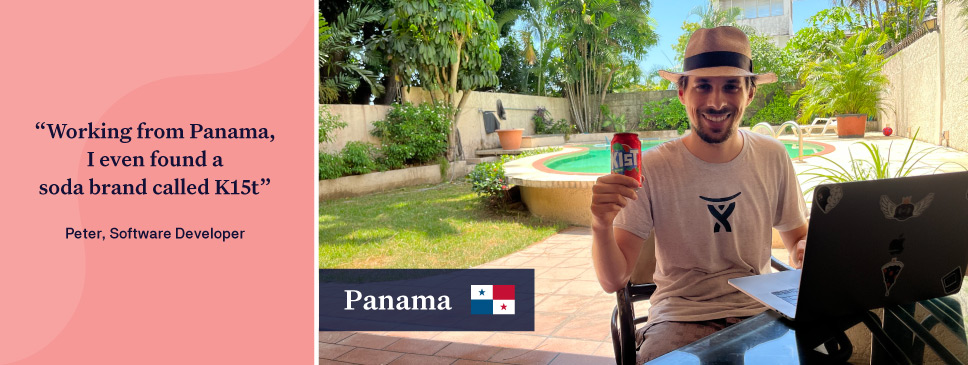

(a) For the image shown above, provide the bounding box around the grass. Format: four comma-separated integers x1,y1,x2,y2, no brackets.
319,181,570,268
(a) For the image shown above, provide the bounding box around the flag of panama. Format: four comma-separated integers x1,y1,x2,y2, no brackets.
470,285,515,315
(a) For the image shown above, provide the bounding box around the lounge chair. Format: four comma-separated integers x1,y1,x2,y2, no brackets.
799,117,838,136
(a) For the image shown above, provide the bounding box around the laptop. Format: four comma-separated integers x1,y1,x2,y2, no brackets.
729,171,968,321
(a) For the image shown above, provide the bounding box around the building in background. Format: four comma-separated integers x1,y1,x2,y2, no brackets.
714,0,793,47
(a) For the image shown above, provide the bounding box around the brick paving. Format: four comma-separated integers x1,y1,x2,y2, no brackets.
319,227,795,364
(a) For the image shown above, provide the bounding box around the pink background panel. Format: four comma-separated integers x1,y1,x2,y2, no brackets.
0,1,314,363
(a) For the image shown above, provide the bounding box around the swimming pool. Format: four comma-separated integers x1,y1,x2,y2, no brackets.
542,139,829,174
503,137,835,226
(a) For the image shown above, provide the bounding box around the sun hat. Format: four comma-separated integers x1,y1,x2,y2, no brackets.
658,26,777,85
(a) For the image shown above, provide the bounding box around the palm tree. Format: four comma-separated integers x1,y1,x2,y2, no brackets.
791,30,889,123
552,0,657,133
319,6,385,104
519,0,558,96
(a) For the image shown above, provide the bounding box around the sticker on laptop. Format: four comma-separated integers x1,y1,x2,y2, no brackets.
882,258,905,296
814,185,842,214
942,267,963,295
879,193,934,221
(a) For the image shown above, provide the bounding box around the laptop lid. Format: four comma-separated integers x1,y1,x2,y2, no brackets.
795,171,968,320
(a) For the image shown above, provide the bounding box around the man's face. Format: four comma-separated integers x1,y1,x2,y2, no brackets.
679,76,755,144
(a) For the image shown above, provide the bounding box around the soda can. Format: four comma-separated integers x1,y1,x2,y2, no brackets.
611,133,642,186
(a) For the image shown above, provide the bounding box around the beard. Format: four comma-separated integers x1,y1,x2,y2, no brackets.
692,107,738,144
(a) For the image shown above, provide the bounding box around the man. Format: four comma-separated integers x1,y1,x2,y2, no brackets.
590,26,808,363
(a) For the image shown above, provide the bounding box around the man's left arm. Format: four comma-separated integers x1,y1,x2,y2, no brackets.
779,224,808,269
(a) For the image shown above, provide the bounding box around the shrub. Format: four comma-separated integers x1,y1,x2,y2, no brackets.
532,107,574,135
341,141,379,176
600,105,632,132
641,98,688,134
319,105,347,144
467,147,562,209
372,102,452,165
319,152,347,180
749,91,797,125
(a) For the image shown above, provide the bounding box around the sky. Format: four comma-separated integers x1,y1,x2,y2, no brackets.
640,0,834,73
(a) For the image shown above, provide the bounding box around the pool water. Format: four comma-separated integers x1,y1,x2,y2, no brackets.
544,139,826,173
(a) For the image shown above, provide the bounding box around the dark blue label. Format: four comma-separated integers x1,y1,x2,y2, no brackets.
319,269,535,331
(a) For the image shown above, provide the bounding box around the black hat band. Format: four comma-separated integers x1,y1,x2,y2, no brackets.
683,51,753,72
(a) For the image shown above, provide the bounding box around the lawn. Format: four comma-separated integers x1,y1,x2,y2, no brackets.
319,181,571,268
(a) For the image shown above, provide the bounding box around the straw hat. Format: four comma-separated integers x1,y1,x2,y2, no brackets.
658,26,777,85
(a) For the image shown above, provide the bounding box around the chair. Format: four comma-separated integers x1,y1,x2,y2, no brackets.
610,231,795,365
799,118,838,136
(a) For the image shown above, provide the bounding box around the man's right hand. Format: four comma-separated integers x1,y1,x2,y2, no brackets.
590,174,640,228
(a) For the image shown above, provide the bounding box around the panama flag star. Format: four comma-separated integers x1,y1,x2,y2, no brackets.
470,285,515,315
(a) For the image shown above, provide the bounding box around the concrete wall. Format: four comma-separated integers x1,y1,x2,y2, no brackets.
601,90,678,130
881,0,968,152
320,104,390,153
942,3,968,152
881,32,941,143
401,88,573,156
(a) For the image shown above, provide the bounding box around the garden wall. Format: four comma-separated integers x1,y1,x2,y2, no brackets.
320,104,391,153
881,2,968,152
402,88,572,157
602,90,677,129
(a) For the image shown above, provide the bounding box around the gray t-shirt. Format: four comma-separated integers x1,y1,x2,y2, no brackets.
614,130,806,324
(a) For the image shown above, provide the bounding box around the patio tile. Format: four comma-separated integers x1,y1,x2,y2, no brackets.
338,333,400,349
320,331,355,344
452,360,503,365
481,333,547,349
534,278,569,294
488,348,558,365
548,353,614,365
531,312,570,336
319,343,356,359
552,315,611,342
576,268,600,281
435,342,503,361
384,338,451,355
534,295,594,314
319,359,355,365
593,343,617,358
555,280,604,296
335,348,405,365
537,268,585,280
556,257,593,269
536,337,602,355
390,331,443,340
388,354,457,365
431,331,495,344
522,256,569,268
577,296,618,316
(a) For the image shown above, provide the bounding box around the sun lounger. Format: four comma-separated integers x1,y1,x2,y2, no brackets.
799,117,837,136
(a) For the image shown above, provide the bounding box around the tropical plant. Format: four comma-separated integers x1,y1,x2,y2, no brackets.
467,147,562,209
319,105,348,144
496,34,533,93
320,152,348,180
371,102,453,167
319,7,386,103
672,2,751,65
600,105,632,132
798,129,962,194
386,0,501,161
551,0,658,133
340,141,381,175
748,91,797,126
519,0,559,96
791,30,890,123
640,98,688,133
785,6,866,64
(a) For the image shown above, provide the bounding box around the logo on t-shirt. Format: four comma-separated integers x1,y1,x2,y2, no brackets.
700,192,742,233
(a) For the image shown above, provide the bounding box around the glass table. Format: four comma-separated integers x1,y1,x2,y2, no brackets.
648,287,968,364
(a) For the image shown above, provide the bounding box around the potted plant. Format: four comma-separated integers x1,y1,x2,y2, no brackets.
792,30,889,138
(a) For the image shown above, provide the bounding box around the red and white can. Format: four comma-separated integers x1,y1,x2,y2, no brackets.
610,133,641,187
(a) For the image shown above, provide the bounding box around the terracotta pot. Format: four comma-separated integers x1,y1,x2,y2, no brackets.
836,114,866,138
496,129,524,150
